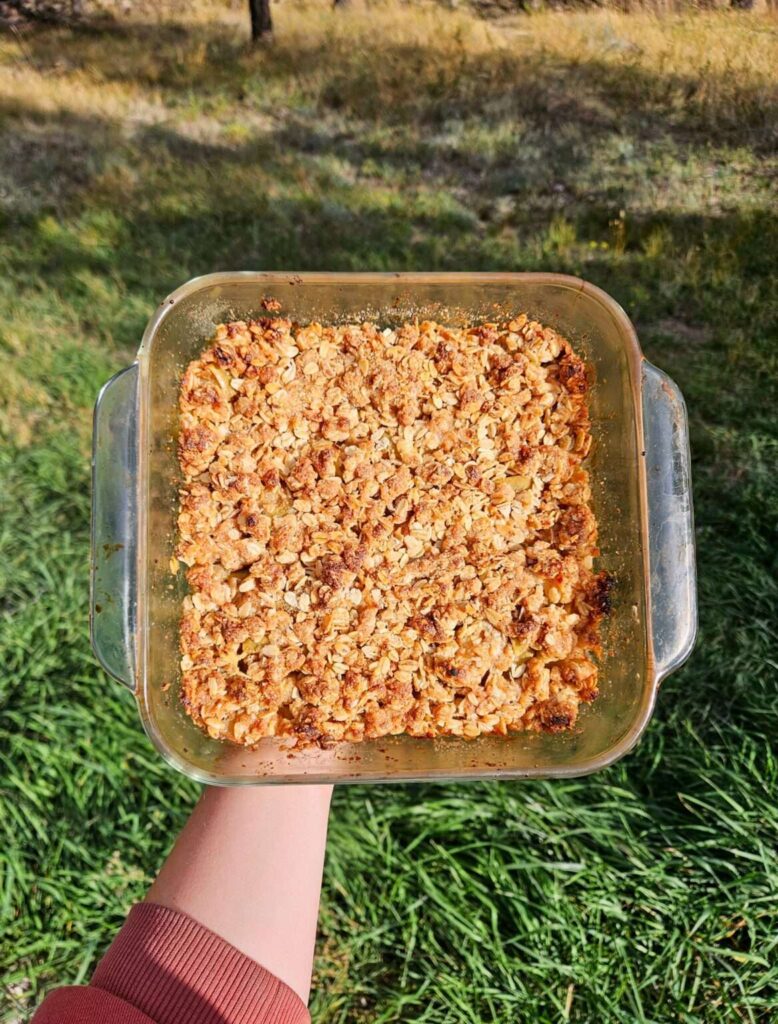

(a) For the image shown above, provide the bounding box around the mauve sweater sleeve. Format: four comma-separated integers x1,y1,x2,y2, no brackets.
31,903,311,1024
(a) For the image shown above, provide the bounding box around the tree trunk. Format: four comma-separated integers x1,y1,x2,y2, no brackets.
248,0,272,41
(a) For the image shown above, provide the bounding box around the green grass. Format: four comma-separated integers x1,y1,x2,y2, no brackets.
1,3,777,1021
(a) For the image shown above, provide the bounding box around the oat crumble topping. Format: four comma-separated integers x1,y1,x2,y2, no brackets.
176,315,611,747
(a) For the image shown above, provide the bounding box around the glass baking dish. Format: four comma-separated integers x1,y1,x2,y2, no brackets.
91,272,696,785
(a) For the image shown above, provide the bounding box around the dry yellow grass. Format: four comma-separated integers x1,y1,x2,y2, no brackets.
0,2,775,132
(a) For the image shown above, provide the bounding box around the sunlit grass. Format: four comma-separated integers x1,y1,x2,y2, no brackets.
2,4,775,127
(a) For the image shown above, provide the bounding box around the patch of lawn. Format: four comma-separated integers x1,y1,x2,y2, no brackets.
1,4,776,1021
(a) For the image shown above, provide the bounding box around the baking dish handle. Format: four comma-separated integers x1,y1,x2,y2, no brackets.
642,361,698,682
90,364,139,691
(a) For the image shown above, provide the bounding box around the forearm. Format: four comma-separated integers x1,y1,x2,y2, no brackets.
32,784,332,1023
145,784,333,1003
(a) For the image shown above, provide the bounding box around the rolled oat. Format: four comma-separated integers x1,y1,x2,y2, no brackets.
176,315,610,747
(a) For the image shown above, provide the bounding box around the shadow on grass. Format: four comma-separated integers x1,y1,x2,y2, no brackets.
4,15,777,150
1,97,775,377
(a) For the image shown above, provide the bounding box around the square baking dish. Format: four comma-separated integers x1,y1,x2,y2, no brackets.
91,272,696,785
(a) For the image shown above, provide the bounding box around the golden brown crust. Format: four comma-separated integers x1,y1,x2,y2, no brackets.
176,315,609,747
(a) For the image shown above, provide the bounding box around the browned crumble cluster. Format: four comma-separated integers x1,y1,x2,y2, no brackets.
176,314,610,748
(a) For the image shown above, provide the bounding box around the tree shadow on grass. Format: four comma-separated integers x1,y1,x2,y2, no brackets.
5,16,777,151
1,97,775,315
1,87,774,243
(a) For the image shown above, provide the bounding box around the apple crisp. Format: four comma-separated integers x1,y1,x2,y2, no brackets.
176,314,611,747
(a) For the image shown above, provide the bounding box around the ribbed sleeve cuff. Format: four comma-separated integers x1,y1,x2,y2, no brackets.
91,903,310,1024
33,985,156,1024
